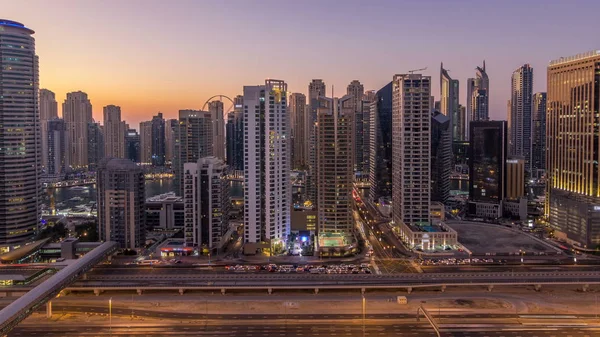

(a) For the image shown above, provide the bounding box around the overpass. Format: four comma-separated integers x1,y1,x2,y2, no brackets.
0,241,118,335
67,270,600,295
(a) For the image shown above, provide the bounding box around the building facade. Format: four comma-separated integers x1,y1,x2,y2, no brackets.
97,158,146,249
139,120,152,165
149,112,166,166
546,51,600,248
289,93,308,169
145,193,184,230
466,61,489,139
226,95,244,171
103,105,126,159
431,111,452,203
243,80,291,245
509,64,534,173
368,82,393,204
125,128,140,163
87,121,104,170
306,79,326,204
506,157,525,200
164,119,177,164
63,91,92,169
440,63,461,141
47,118,69,178
531,92,547,178
316,96,354,237
40,89,58,172
347,80,364,175
209,101,225,161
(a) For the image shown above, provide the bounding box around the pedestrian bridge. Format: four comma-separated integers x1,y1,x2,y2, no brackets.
0,241,117,335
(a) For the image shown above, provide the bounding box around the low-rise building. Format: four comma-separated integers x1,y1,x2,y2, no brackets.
145,193,184,230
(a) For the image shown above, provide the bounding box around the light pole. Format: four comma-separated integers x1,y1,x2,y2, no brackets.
362,295,366,337
208,253,211,265
109,297,112,334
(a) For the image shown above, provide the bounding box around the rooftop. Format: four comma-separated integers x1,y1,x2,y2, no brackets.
0,19,35,34
549,50,600,66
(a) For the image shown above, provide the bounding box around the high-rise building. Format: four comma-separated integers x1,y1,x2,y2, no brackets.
358,93,375,179
392,74,431,228
346,80,364,175
103,105,126,159
164,119,177,164
183,156,230,252
440,63,461,141
97,158,146,249
151,112,166,166
306,79,326,204
466,61,489,139
125,128,140,163
289,93,308,169
509,64,534,173
316,95,354,236
468,120,508,218
506,157,525,200
47,118,69,178
63,91,92,169
226,95,244,171
368,82,393,204
87,121,104,170
531,92,547,178
243,80,290,245
458,104,466,141
174,110,213,196
546,51,600,248
209,101,225,161
139,120,152,165
431,111,452,203
40,89,58,172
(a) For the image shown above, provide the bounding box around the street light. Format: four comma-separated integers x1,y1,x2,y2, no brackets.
362,295,366,337
109,297,112,333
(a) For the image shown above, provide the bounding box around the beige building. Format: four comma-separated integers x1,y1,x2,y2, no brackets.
316,95,354,236
506,157,525,200
63,91,93,169
209,101,225,161
139,120,152,164
103,105,126,158
40,89,58,171
289,93,308,169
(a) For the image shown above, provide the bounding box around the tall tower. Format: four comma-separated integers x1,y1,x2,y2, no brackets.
209,101,225,161
125,128,140,163
243,80,290,245
47,118,69,178
0,19,40,248
164,119,177,164
87,121,104,170
509,64,534,173
289,93,307,169
431,111,452,203
466,61,490,139
531,92,547,178
139,120,152,165
226,95,244,171
368,82,393,204
174,110,213,195
316,95,354,237
546,51,600,248
151,112,165,166
63,91,92,169
40,89,58,171
97,158,146,249
306,79,326,204
347,80,364,175
359,92,376,179
392,74,431,229
440,63,461,141
103,105,126,158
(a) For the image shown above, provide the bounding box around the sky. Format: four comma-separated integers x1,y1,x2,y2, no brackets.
4,0,600,128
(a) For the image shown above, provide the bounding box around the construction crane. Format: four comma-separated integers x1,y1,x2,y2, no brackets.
408,67,427,74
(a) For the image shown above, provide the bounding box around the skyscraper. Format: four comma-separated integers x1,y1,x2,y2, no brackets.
468,120,508,218
0,19,40,249
440,63,461,141
97,158,146,249
392,74,431,228
40,89,58,172
164,119,177,164
87,121,104,170
306,79,326,203
209,101,225,161
289,93,308,169
358,93,375,179
151,112,166,166
243,80,290,245
183,156,230,252
316,95,354,236
431,111,452,203
369,82,393,204
174,110,213,196
226,95,244,171
509,64,534,173
139,120,152,165
103,105,126,159
347,80,364,175
63,91,92,169
531,92,547,178
47,118,69,178
466,61,489,139
125,128,140,163
546,51,600,248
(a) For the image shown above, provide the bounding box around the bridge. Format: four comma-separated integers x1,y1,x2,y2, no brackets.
0,241,118,335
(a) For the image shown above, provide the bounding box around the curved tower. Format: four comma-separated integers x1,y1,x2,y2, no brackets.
0,19,40,249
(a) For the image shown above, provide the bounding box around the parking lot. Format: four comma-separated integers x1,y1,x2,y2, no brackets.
447,222,558,255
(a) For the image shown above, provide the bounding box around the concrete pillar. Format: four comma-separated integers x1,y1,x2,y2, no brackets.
534,284,541,292
179,288,185,295
441,285,446,292
93,289,102,296
221,288,226,295
314,288,319,294
361,288,366,295
407,287,412,294
46,301,52,319
487,285,494,292
268,288,273,295
137,289,143,295
582,284,589,292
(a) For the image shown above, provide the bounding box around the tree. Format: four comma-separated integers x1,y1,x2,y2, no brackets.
36,222,68,242
75,222,99,242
